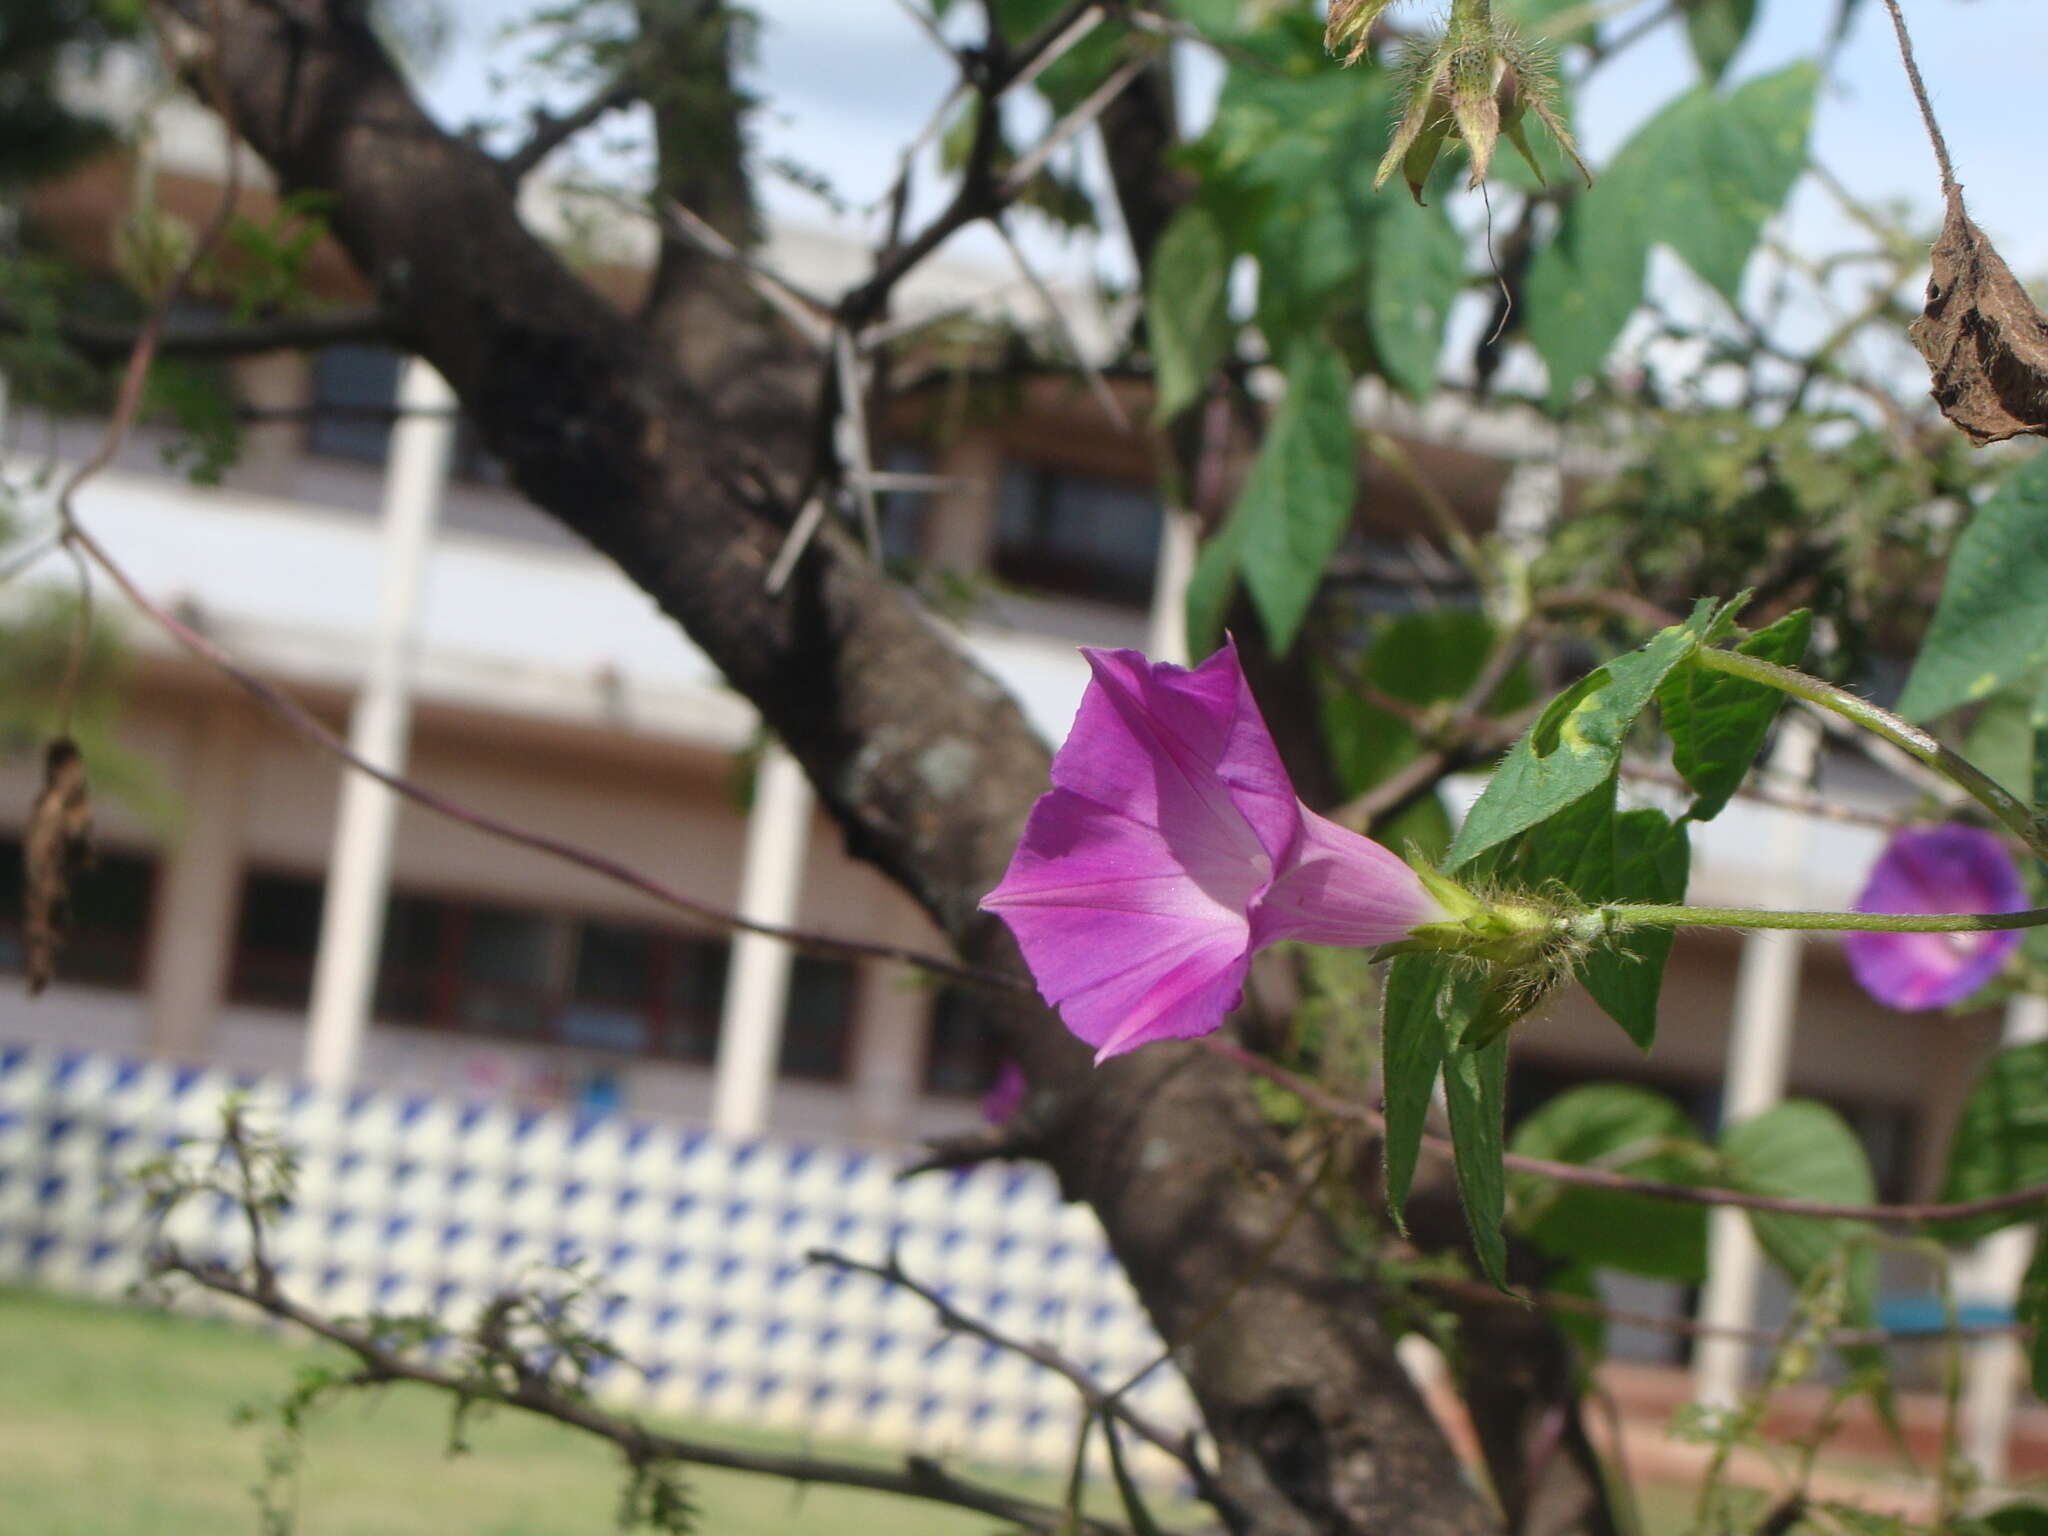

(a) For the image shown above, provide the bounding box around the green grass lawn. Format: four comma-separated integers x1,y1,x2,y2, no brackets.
0,1285,1106,1535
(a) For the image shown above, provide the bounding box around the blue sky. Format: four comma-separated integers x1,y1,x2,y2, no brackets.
422,1,2048,313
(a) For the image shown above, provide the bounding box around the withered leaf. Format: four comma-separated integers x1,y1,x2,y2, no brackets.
24,738,93,997
1911,190,2048,447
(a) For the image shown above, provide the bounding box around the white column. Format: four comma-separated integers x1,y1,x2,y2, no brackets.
1147,510,1199,665
710,746,814,1137
1961,992,2048,1481
146,705,255,1061
303,360,456,1087
1693,714,1824,1406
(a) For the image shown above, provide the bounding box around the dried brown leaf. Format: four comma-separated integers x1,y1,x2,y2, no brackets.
1910,190,2048,447
25,738,93,997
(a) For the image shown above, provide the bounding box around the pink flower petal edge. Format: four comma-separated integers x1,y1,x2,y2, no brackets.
981,641,1447,1062
1844,823,2025,1012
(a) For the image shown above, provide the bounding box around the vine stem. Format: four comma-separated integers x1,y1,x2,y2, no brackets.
1692,647,2047,861
1599,904,2048,937
1879,0,1959,196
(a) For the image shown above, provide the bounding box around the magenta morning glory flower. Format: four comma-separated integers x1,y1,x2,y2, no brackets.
981,642,1448,1062
982,1061,1027,1125
1844,824,2026,1011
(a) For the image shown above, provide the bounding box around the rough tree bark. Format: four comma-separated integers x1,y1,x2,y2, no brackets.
158,4,1548,1530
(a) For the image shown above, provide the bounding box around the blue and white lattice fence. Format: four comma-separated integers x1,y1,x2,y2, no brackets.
0,1043,1199,1473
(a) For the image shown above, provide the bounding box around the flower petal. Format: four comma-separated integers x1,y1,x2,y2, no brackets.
1845,928,2019,1011
1060,643,1302,874
1253,807,1449,948
982,1062,1027,1125
984,788,1254,1059
1845,824,2025,1011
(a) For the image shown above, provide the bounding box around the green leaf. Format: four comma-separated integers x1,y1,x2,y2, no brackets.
1577,808,1689,1047
1444,1031,1512,1289
1365,203,1465,400
1684,0,1758,82
1720,1101,1877,1314
1510,1084,1710,1281
1964,681,2041,805
1446,599,1724,868
2020,1227,2048,1401
1897,453,2048,722
1658,608,1812,821
1523,198,1647,411
1524,63,1818,406
2032,676,2048,814
1184,510,1249,657
1147,205,1233,423
1500,0,1597,45
1380,953,1457,1227
1321,608,1505,798
1230,337,1358,652
1980,1504,2048,1536
1508,778,1690,1047
1935,1040,2048,1242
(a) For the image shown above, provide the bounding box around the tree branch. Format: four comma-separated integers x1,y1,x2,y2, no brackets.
154,1252,1124,1536
500,73,642,185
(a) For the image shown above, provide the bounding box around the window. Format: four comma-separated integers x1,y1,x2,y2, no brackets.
993,465,1164,607
307,344,403,462
0,839,155,990
778,957,856,1081
307,344,502,481
230,872,325,1009
876,445,932,565
922,986,1004,1097
226,873,789,1069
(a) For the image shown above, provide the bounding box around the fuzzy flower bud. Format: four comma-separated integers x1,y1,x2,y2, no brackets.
1369,10,1592,204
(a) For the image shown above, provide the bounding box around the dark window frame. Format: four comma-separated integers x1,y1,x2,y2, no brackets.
991,462,1165,609
226,870,854,1080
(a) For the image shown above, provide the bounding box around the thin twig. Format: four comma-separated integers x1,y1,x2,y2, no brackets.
501,73,640,184
656,200,833,348
763,492,830,596
156,1253,1124,1536
806,1247,1237,1521
998,53,1149,200
1880,0,1958,196
832,329,884,560
61,515,1021,994
992,218,1129,430
52,0,248,733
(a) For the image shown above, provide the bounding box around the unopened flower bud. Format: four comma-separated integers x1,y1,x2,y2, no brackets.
1370,12,1592,204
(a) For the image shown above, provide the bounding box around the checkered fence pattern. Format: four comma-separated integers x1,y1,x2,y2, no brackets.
0,1042,1201,1477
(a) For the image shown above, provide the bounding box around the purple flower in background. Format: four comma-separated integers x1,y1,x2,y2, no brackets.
1845,824,2026,1011
982,643,1447,1062
982,1061,1027,1125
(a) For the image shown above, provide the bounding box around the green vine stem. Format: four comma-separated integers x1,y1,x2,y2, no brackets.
1593,904,2048,937
1692,647,2048,862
